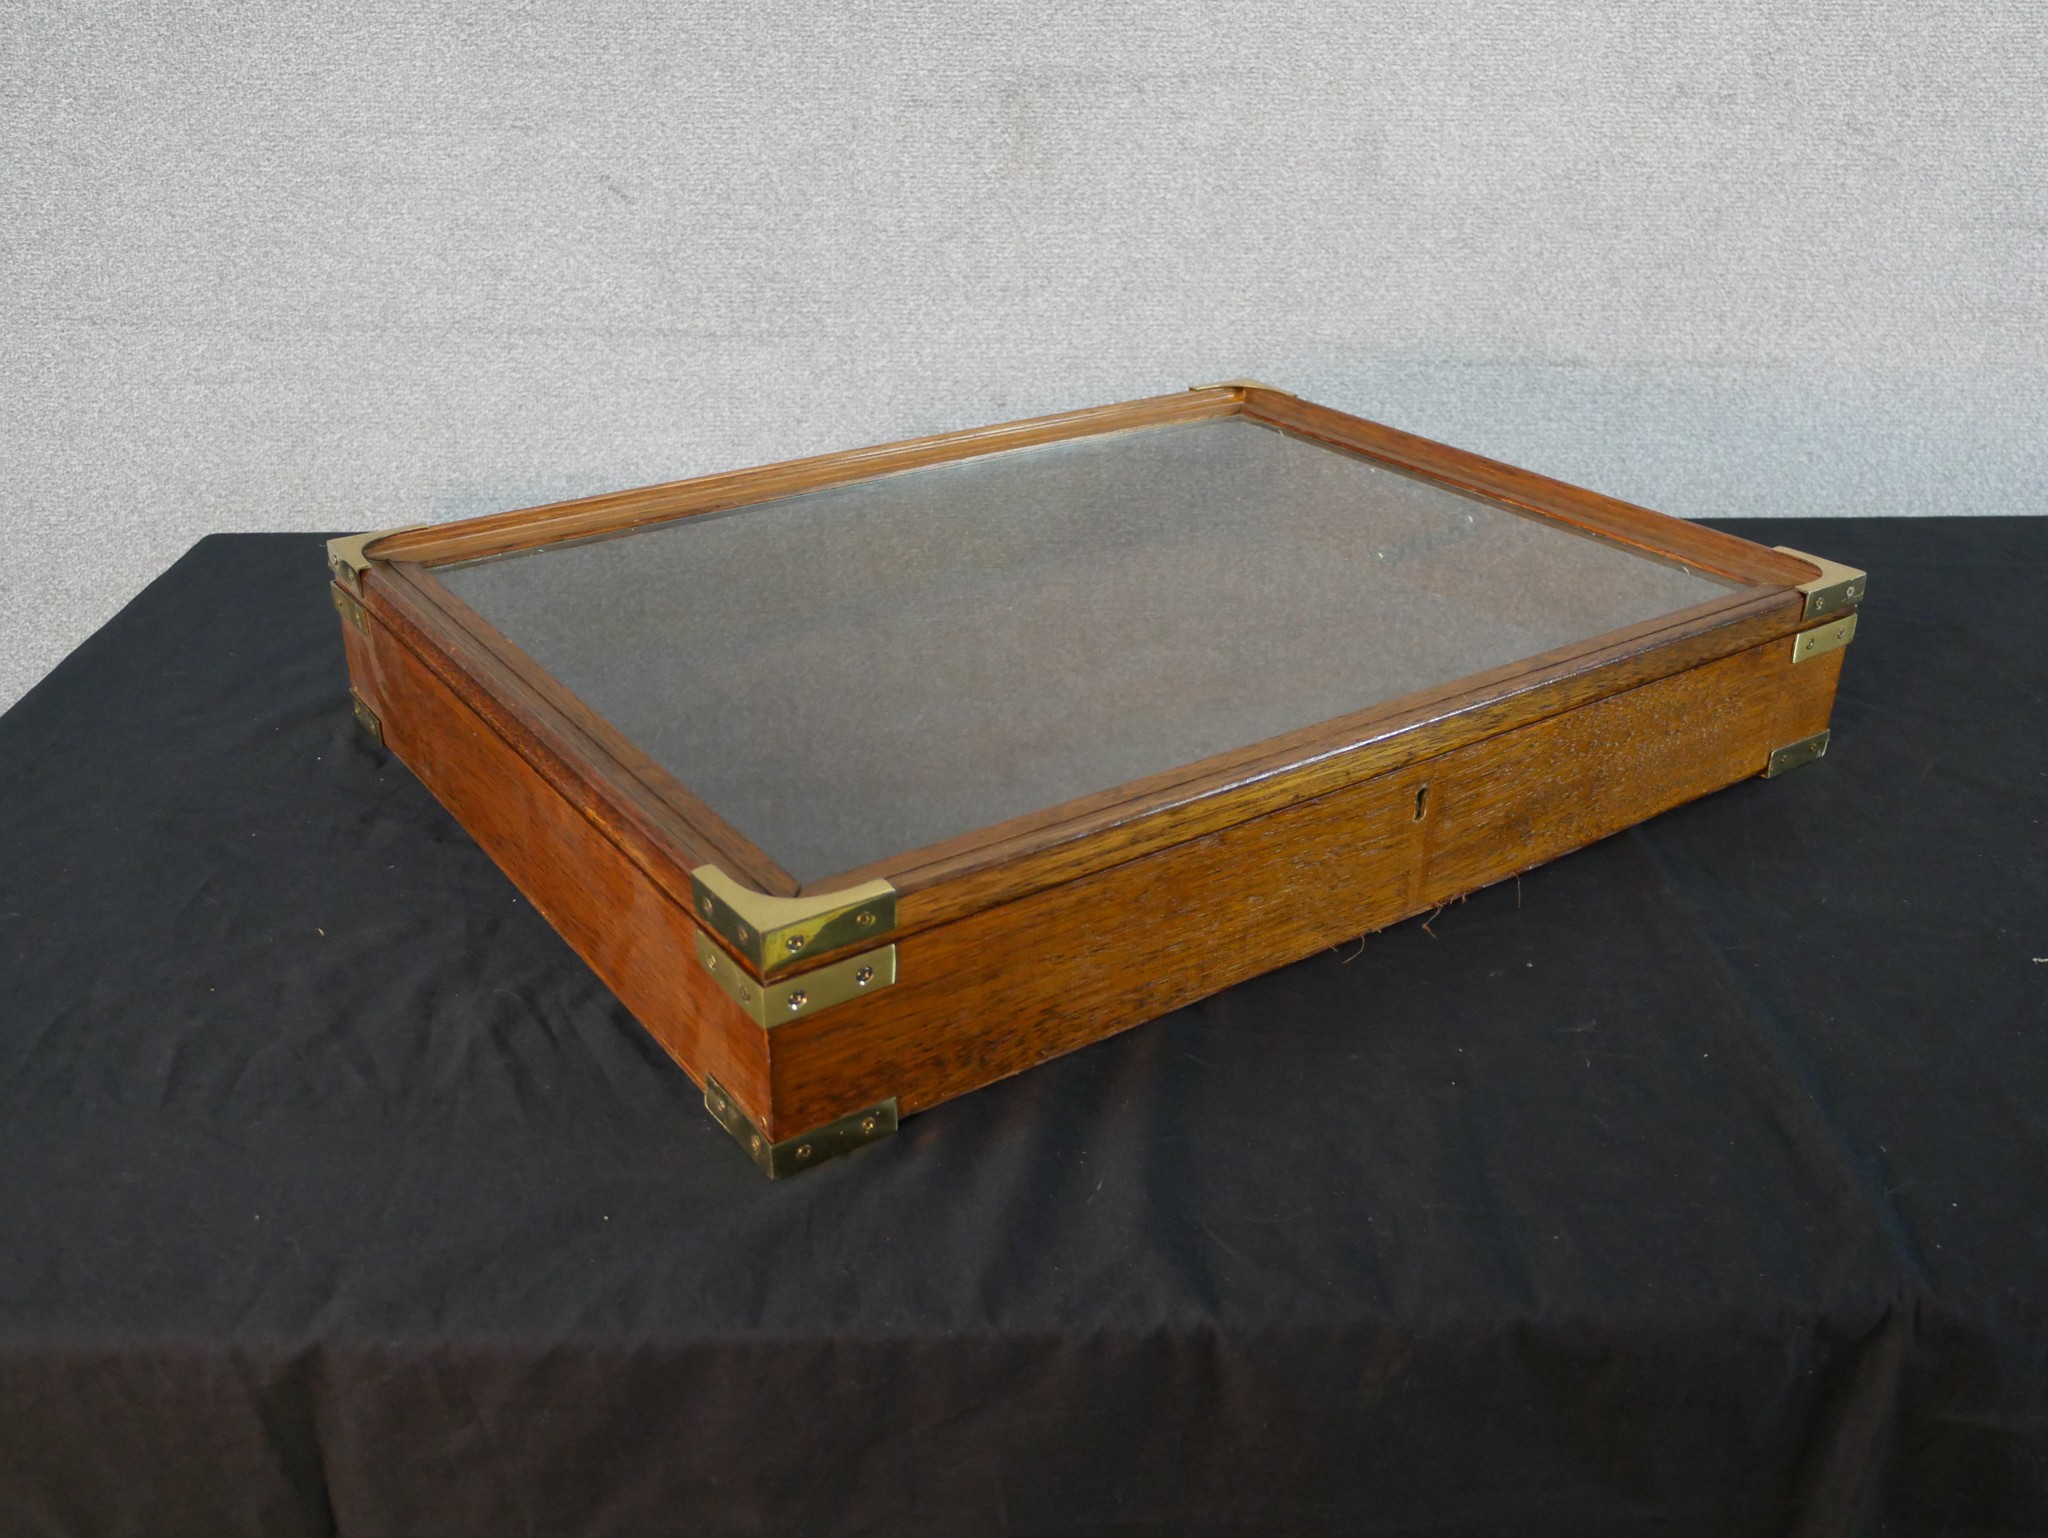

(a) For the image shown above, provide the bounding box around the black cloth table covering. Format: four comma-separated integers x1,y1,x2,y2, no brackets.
0,519,2042,1537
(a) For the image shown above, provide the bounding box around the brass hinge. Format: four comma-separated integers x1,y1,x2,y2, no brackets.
1774,547,1868,622
1191,377,1294,396
689,864,897,976
1764,729,1830,777
349,690,385,748
327,524,427,594
694,930,897,1026
704,1076,897,1179
330,582,370,637
1791,612,1857,663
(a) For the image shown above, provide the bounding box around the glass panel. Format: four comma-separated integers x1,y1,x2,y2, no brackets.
439,416,1735,884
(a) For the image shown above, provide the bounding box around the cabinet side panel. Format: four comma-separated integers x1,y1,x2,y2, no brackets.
341,606,771,1119
768,637,1842,1132
1417,643,1843,904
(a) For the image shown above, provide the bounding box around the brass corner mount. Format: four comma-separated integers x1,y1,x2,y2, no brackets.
1774,547,1867,622
1764,729,1831,778
327,524,428,593
688,865,898,977
704,1076,898,1179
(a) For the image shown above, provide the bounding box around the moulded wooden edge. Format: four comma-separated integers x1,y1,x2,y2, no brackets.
1239,389,1818,589
358,381,1816,586
362,387,1247,568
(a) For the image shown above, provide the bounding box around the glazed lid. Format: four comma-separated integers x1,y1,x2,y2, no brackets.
438,413,1732,884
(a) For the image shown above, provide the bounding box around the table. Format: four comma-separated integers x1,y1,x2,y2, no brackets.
1,520,2042,1536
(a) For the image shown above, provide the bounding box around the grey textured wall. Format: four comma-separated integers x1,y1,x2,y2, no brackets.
4,2,2043,714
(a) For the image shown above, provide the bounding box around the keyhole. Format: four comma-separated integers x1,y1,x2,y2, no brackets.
1414,783,1431,821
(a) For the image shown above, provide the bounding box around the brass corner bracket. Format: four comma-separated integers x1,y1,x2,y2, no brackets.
1764,729,1831,778
705,1076,898,1179
689,865,897,976
1791,612,1857,664
1774,547,1868,622
349,690,385,748
327,524,427,593
694,930,897,1026
330,582,370,637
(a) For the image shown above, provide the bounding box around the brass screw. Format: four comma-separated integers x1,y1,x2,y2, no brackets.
854,910,875,928
854,966,874,986
859,1114,877,1134
750,1134,763,1154
739,985,752,1003
786,934,806,953
796,1143,813,1161
703,952,718,971
699,897,713,916
787,989,807,1011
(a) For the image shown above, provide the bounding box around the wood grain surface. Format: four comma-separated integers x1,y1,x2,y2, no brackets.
762,634,1844,1134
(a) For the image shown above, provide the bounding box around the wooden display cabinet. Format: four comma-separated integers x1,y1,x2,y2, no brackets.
327,382,1866,1176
